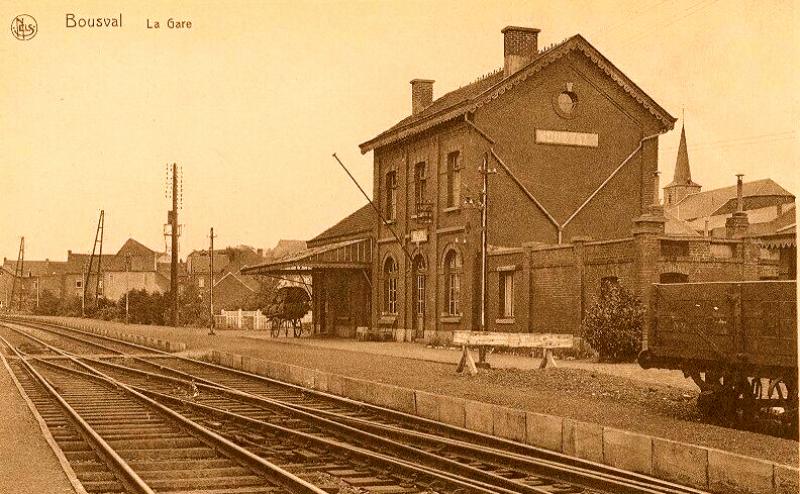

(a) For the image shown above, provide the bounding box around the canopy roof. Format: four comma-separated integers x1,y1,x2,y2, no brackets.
241,238,371,275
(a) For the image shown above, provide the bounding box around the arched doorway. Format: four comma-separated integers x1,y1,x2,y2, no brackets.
412,254,426,339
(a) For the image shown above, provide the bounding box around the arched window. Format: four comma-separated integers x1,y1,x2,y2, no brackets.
383,256,398,314
444,249,462,316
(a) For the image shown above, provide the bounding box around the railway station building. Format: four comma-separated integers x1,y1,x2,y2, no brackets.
244,26,795,343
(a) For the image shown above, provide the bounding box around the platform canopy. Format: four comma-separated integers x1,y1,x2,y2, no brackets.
756,229,796,249
241,237,372,275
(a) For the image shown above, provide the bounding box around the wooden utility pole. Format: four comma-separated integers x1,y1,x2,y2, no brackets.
10,237,24,311
168,163,181,327
83,210,105,314
125,253,131,324
478,153,495,332
209,227,216,335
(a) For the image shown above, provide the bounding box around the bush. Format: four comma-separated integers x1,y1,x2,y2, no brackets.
581,282,644,362
33,290,61,316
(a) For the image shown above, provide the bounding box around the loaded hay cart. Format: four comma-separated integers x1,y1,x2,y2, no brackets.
265,285,311,338
638,280,798,435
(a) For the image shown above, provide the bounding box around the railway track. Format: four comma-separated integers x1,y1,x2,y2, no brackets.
2,318,710,494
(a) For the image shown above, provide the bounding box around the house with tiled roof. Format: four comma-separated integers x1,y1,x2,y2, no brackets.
2,238,175,309
0,265,16,309
663,125,795,238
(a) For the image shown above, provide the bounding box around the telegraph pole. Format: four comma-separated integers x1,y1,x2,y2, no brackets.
10,237,25,312
478,153,495,332
125,253,131,324
209,227,216,335
166,163,182,327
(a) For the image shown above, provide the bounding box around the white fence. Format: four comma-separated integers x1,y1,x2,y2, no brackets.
214,309,312,330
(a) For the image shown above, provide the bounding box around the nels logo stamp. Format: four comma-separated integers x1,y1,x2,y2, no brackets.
11,14,37,40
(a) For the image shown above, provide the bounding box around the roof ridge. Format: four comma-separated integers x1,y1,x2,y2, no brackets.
360,34,674,153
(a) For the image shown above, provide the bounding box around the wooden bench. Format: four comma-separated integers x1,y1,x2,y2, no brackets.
452,331,573,374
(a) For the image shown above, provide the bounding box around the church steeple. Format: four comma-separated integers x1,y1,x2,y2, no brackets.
664,124,701,206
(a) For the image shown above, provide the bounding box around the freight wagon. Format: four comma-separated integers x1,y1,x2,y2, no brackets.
638,280,797,433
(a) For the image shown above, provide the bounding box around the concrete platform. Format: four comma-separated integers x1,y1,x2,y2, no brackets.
0,356,78,494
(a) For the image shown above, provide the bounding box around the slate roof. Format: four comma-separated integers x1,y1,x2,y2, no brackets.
66,253,123,273
214,272,259,292
360,34,675,153
687,203,796,233
666,126,700,188
116,238,156,257
1,260,69,277
664,210,701,237
310,204,374,246
187,250,230,274
666,179,794,222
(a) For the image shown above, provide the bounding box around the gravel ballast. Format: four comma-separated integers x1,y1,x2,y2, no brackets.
31,317,800,466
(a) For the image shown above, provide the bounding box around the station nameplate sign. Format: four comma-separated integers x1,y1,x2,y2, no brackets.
410,229,428,243
535,129,599,148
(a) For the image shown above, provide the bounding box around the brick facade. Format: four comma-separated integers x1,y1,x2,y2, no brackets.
363,28,674,342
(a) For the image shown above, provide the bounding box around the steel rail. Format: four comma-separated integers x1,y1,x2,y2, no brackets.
4,325,326,494
142,351,706,494
33,356,506,494
9,318,709,494
7,328,586,494
23,354,327,494
74,352,702,494
60,355,562,494
2,319,157,355
0,335,156,494
136,386,518,494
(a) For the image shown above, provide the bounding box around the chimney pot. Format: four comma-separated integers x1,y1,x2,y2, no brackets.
502,26,540,77
410,79,434,115
736,174,744,212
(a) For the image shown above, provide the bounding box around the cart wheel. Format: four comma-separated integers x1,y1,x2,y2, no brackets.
270,319,280,338
293,319,302,338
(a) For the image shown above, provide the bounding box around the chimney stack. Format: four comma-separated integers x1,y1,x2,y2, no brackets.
735,174,744,212
726,174,749,238
502,26,540,78
410,79,434,115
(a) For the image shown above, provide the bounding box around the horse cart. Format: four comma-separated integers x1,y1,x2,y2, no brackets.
266,285,311,338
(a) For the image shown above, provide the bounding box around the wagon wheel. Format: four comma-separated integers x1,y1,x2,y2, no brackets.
292,319,302,338
764,376,799,436
270,319,281,338
693,371,738,422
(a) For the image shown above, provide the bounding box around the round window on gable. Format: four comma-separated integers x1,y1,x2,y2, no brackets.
556,91,578,117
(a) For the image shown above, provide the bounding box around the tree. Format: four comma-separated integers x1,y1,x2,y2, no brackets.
178,284,210,327
33,289,60,316
243,277,279,311
581,281,644,362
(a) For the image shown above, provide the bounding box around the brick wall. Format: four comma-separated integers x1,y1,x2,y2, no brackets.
487,229,772,337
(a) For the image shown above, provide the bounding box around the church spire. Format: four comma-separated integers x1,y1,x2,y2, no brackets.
663,123,701,205
670,125,698,187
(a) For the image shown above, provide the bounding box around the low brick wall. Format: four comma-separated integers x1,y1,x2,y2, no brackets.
202,349,798,494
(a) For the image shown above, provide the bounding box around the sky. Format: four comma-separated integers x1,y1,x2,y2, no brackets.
1,0,797,261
